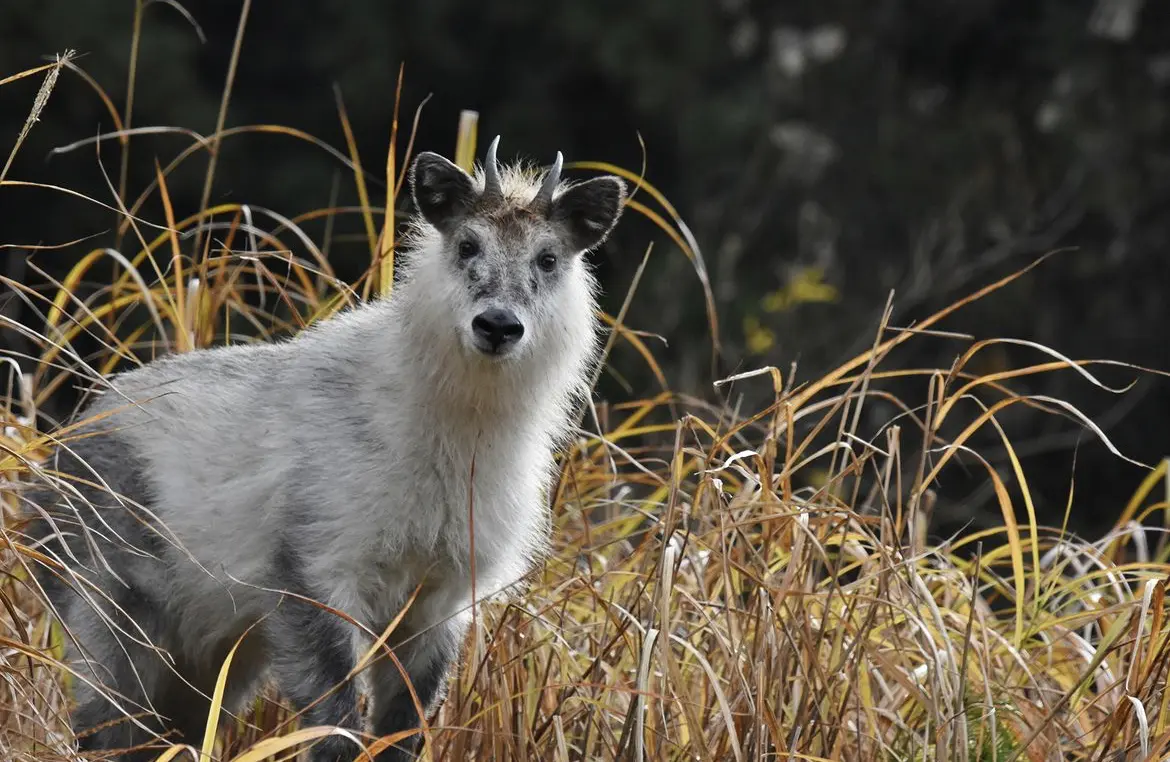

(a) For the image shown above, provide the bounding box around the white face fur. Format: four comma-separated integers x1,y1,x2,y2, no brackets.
409,140,627,365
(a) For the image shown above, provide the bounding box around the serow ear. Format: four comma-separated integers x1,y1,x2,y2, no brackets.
410,152,476,231
549,176,627,252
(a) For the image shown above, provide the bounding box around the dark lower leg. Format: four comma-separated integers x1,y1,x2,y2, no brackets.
368,621,464,762
266,597,363,762
64,587,181,761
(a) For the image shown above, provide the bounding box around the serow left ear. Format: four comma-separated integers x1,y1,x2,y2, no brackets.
410,151,476,232
548,176,627,252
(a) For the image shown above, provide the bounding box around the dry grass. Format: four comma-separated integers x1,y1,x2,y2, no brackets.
3,26,1170,762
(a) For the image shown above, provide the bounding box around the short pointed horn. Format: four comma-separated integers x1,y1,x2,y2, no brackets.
482,135,503,201
532,151,563,213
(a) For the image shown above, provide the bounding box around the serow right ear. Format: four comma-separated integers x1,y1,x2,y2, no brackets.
549,176,627,253
410,152,476,231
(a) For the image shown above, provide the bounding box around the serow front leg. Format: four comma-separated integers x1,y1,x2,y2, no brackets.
266,595,363,762
368,620,465,762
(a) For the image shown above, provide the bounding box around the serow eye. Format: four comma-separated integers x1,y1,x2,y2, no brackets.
458,240,480,260
537,252,558,272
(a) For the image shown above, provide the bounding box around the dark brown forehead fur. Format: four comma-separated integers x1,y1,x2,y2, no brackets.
469,197,552,248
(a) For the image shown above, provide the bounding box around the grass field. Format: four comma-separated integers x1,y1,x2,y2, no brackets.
3,38,1170,762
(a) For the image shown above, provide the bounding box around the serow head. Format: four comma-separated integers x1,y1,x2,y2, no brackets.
409,136,627,361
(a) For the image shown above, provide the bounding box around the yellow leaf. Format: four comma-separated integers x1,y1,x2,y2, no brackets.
762,266,839,313
804,468,832,490
743,315,775,355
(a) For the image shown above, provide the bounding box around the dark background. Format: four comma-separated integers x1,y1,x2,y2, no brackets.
2,0,1168,538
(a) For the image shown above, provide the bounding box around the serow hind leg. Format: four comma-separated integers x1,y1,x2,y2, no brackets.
63,586,189,762
147,629,272,755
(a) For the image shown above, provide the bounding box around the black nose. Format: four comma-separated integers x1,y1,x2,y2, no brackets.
472,308,525,352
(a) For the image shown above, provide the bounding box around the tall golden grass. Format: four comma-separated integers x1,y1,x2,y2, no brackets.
2,21,1170,762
